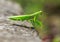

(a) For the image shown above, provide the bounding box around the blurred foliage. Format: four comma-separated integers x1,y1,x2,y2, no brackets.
12,0,60,14
12,0,44,14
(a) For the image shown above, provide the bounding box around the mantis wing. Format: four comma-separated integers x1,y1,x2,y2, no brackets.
9,15,33,21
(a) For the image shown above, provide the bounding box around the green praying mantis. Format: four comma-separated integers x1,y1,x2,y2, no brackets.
9,11,43,28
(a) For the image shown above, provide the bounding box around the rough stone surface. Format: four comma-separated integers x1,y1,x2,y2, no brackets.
0,0,41,42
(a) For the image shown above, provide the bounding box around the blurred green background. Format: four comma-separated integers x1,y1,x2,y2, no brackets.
13,0,44,14
12,0,60,15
